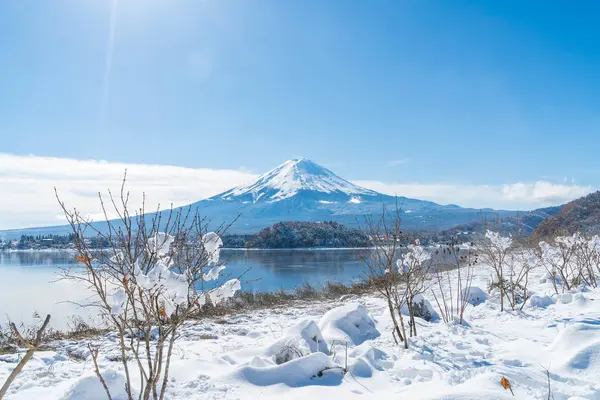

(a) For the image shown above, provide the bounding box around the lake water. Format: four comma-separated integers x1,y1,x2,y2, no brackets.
0,249,369,328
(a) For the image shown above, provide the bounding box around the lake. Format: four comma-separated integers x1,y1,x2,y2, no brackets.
0,249,369,328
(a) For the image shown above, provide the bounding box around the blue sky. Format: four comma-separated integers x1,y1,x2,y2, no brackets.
0,0,599,227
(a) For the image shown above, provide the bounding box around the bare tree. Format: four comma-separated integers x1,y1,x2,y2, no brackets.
571,234,599,288
503,249,534,311
360,204,409,349
430,239,476,325
0,315,51,399
55,174,240,400
477,231,512,311
539,235,579,293
398,241,431,337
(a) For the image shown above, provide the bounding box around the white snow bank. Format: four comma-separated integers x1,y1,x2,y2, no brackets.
562,341,600,379
265,319,329,364
62,370,133,400
348,343,392,378
556,292,587,305
462,286,487,306
551,322,600,380
319,303,379,345
400,294,439,322
526,294,555,308
558,292,574,304
573,292,588,305
230,352,343,387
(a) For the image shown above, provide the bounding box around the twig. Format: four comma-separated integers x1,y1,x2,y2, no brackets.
89,344,113,400
541,364,554,400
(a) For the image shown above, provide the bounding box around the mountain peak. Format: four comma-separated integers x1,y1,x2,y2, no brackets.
215,158,377,203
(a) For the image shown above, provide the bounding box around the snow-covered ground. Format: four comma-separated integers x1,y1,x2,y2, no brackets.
1,264,599,399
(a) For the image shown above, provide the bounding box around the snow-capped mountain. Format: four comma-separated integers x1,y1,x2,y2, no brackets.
0,158,519,238
217,158,378,204
182,158,516,233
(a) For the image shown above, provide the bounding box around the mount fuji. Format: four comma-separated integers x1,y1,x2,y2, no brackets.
0,158,517,238
186,158,515,232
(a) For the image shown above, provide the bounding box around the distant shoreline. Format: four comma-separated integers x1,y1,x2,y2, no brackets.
0,247,372,253
222,247,372,251
0,248,76,253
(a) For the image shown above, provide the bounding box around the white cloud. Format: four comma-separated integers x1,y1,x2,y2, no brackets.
0,153,594,230
353,180,593,210
0,154,256,230
501,181,592,205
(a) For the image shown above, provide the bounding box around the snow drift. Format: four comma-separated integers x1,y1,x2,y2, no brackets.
318,303,380,345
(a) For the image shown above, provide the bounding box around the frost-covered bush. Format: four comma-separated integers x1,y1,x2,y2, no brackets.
400,294,439,322
430,241,477,325
461,286,488,306
397,242,432,336
537,232,600,292
57,179,240,400
477,231,513,311
267,320,329,365
319,303,380,346
412,299,432,322
274,345,305,365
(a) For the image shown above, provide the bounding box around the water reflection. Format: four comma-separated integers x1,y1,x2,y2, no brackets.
0,249,371,293
0,251,75,268
219,249,369,292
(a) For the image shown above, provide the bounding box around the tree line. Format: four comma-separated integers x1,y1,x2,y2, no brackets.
222,221,371,248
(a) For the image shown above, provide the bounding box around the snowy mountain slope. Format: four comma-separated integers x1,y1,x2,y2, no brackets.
186,158,517,232
217,158,379,203
0,158,519,238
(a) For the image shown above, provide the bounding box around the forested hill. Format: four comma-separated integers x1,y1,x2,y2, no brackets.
222,221,370,249
422,205,562,244
534,191,600,238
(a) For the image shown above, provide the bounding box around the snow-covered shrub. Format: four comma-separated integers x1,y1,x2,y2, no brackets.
478,231,535,311
63,369,134,400
348,343,392,378
400,294,439,322
360,206,416,348
487,278,521,301
397,242,434,336
274,345,305,365
462,286,487,306
412,299,432,322
538,233,600,291
266,320,328,365
319,303,379,346
477,231,512,311
539,234,587,293
232,352,344,387
56,178,240,400
430,242,477,325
